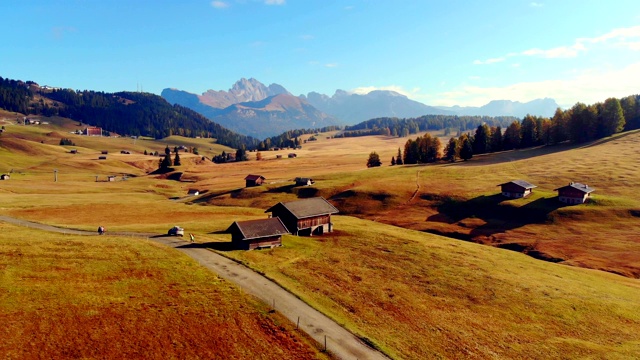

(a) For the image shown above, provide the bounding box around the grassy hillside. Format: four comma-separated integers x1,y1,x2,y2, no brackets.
224,216,640,359
2,121,640,359
0,224,328,359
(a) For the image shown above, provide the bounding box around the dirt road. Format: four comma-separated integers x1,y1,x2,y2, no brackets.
0,215,389,360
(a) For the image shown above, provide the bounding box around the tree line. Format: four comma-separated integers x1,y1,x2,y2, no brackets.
383,95,639,166
340,115,518,138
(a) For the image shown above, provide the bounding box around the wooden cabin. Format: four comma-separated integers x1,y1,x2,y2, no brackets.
226,217,289,250
107,176,116,182
187,189,200,196
554,182,595,204
245,174,265,187
84,127,102,136
498,180,537,198
98,156,107,160
295,177,315,186
265,197,339,236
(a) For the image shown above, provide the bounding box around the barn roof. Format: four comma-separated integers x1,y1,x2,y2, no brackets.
265,197,339,219
227,217,289,240
497,180,537,189
554,182,595,194
245,174,265,181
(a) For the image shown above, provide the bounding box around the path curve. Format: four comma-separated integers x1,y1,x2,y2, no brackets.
0,215,390,360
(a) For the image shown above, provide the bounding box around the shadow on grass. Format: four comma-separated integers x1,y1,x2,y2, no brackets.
427,193,568,238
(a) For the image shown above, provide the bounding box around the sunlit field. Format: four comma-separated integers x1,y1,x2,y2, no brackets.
2,116,640,359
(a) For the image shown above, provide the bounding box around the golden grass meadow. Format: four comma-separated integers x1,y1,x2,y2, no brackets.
1,114,640,359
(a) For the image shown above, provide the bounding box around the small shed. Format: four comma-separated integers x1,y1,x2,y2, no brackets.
295,177,315,186
498,180,537,198
107,175,116,182
554,182,595,205
288,153,297,158
265,197,339,236
187,189,200,196
0,174,10,180
226,217,289,250
70,149,77,154
98,156,107,160
245,174,265,187
101,150,108,154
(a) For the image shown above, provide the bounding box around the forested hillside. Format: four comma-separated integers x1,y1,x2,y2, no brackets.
340,115,518,138
0,76,258,149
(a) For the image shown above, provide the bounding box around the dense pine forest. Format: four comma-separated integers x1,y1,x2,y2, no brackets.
0,76,258,149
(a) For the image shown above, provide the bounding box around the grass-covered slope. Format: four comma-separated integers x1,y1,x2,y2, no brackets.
225,216,640,360
0,223,328,359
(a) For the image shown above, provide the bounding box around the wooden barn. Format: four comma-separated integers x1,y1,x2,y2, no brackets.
498,180,537,198
226,217,289,250
84,126,102,136
554,182,595,205
295,177,315,186
245,174,265,187
265,197,339,236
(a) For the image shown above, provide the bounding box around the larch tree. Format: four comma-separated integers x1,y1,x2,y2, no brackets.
600,97,625,137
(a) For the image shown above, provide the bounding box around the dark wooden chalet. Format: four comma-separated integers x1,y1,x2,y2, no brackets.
295,177,315,186
226,217,289,250
245,174,265,187
498,180,537,198
265,197,339,236
554,182,595,204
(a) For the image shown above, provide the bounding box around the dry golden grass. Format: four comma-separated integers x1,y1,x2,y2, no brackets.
3,118,640,359
0,223,329,360
225,216,640,359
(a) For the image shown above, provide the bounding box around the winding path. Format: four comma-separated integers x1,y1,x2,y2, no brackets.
0,215,390,360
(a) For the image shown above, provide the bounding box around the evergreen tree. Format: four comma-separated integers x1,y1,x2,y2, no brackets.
235,145,247,162
460,136,473,161
159,153,172,170
599,97,625,137
444,137,458,162
621,95,639,130
503,121,521,150
520,115,538,148
366,151,382,167
165,145,171,156
490,126,503,152
395,148,403,165
391,156,396,166
550,108,569,144
174,151,181,166
473,124,491,154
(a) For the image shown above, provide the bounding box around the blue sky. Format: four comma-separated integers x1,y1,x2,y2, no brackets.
2,0,639,107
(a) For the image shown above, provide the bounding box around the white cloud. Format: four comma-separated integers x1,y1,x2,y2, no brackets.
476,25,640,64
426,62,640,107
265,0,285,5
473,57,505,65
324,63,338,68
529,2,543,7
211,1,229,8
299,34,314,40
344,5,355,10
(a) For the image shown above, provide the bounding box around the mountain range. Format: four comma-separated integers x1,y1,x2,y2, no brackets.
162,78,560,138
